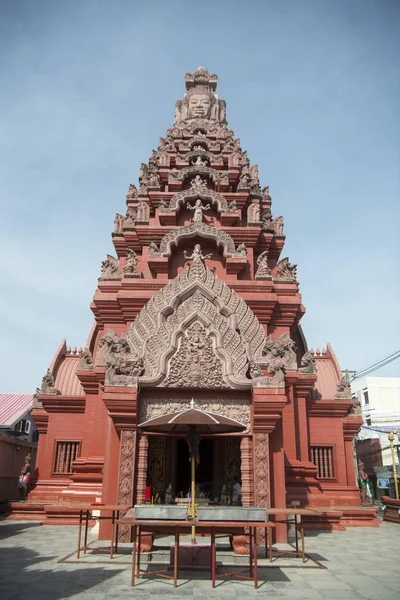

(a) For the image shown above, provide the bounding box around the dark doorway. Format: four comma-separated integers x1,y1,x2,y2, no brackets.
197,439,214,497
176,438,190,495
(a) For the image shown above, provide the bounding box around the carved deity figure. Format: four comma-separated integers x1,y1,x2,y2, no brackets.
255,252,272,280
273,216,284,236
190,175,208,190
193,155,207,167
247,201,261,224
184,243,212,265
236,243,246,257
188,93,212,118
136,201,150,223
148,241,159,255
114,213,124,233
187,198,210,222
227,199,238,213
123,249,140,277
261,209,274,232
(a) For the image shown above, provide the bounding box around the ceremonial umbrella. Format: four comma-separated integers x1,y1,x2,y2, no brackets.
138,399,246,542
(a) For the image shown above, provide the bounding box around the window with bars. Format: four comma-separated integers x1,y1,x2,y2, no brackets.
310,446,334,479
54,441,81,474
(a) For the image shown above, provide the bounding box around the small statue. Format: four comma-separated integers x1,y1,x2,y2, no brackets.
190,175,208,190
299,351,316,374
77,348,94,371
187,198,210,222
114,214,124,233
184,244,212,264
148,241,159,255
123,249,140,277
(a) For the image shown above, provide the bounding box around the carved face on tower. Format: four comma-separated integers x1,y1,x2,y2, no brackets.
188,93,212,118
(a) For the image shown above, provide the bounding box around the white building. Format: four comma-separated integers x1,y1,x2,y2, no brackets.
351,377,400,499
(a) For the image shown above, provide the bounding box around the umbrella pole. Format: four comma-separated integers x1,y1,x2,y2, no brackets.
191,451,196,544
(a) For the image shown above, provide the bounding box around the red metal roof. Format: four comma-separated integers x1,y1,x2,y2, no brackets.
0,393,34,427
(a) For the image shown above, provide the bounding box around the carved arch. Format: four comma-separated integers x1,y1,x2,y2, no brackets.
169,165,226,184
149,221,245,258
128,262,265,389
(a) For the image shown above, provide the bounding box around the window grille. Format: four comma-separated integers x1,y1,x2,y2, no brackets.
310,446,334,478
54,441,81,474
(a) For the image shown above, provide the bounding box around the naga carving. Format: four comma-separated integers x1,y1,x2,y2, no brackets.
99,255,121,280
39,369,59,394
335,376,352,399
299,351,317,375
273,257,298,284
259,332,298,385
77,348,94,371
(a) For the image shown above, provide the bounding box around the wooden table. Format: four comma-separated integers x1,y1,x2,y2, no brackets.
267,508,326,563
116,517,275,589
196,520,276,589
115,518,193,587
74,503,129,559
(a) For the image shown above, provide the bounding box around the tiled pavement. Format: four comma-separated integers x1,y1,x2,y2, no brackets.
0,518,399,599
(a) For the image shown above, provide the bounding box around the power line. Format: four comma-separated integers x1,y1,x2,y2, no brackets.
351,350,400,381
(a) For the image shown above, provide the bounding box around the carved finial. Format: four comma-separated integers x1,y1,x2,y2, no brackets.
190,398,196,409
174,68,226,125
40,369,58,395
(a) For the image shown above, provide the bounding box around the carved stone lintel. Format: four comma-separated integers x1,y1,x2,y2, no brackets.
140,398,250,433
299,351,316,375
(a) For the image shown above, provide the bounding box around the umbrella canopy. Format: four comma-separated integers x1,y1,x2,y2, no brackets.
138,400,246,435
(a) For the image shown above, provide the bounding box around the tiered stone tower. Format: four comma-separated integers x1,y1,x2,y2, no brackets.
24,68,378,542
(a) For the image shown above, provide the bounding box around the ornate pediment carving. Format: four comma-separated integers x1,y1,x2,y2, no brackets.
128,254,266,389
169,165,226,185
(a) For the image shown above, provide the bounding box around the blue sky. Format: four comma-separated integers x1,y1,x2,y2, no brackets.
0,0,399,392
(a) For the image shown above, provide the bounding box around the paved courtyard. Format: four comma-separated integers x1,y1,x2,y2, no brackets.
0,517,399,599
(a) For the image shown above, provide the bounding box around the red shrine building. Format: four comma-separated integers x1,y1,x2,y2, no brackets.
17,68,378,540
